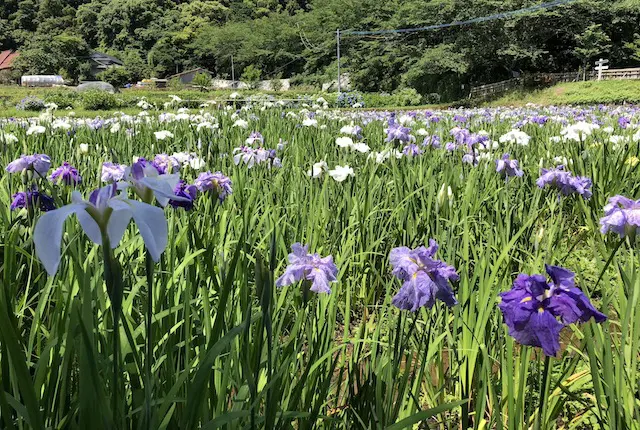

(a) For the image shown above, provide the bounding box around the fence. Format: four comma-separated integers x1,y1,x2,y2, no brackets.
469,78,521,99
469,67,640,99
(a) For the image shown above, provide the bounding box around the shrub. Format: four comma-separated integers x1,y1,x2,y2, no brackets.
0,70,19,85
80,90,117,110
191,73,211,92
425,93,442,104
16,96,46,111
271,77,283,92
336,91,364,108
44,90,78,109
97,67,132,88
169,77,184,90
241,65,262,90
392,87,423,106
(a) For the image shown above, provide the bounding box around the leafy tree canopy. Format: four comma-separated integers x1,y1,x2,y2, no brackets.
0,0,639,99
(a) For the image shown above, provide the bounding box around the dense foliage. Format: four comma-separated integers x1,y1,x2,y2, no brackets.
1,0,640,98
1,100,639,428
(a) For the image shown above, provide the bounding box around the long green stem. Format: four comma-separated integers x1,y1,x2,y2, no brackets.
102,234,123,429
536,355,551,430
144,250,154,429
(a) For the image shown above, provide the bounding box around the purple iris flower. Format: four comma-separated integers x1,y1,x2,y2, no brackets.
153,154,179,174
403,144,422,157
50,162,81,186
618,117,630,129
194,171,232,202
599,195,640,237
531,116,549,125
496,154,523,178
536,166,592,199
389,240,459,311
169,180,197,210
11,189,55,212
499,265,606,357
131,158,162,176
451,128,471,145
275,243,338,294
6,154,51,175
88,118,105,130
101,162,127,183
422,135,441,148
267,149,282,168
352,125,363,139
385,122,412,144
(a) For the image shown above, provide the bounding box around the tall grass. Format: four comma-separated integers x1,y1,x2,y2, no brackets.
0,105,638,429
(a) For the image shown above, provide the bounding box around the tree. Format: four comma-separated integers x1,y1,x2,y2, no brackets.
119,50,151,82
12,33,90,83
241,64,261,89
401,44,469,100
574,24,611,80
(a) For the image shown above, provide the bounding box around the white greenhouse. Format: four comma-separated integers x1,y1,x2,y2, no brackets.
21,75,65,87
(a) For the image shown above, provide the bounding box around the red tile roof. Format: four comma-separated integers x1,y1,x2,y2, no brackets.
0,50,19,70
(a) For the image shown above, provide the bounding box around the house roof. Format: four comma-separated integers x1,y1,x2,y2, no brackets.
169,67,212,78
89,52,123,66
0,50,19,70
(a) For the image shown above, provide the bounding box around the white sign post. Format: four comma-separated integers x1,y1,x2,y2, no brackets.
595,58,609,81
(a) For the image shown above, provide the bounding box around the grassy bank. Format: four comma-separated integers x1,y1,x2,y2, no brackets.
488,80,640,106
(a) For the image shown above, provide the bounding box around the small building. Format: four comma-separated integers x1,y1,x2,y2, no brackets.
0,50,19,72
89,52,124,77
169,68,212,85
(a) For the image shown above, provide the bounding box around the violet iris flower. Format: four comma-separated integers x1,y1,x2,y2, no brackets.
11,189,55,211
169,180,197,210
50,162,82,186
385,122,413,144
6,154,51,176
496,154,523,178
403,144,422,157
194,171,232,202
599,195,640,238
275,243,338,294
499,265,606,356
618,117,630,129
153,154,179,174
101,162,127,183
536,166,592,199
389,240,459,311
422,135,441,148
352,125,363,139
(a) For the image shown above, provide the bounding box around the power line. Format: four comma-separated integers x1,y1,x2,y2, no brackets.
342,0,575,37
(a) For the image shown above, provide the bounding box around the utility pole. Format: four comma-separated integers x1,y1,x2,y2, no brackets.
336,29,341,94
231,55,235,88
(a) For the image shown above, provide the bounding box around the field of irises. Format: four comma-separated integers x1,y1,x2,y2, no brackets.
1,101,639,429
